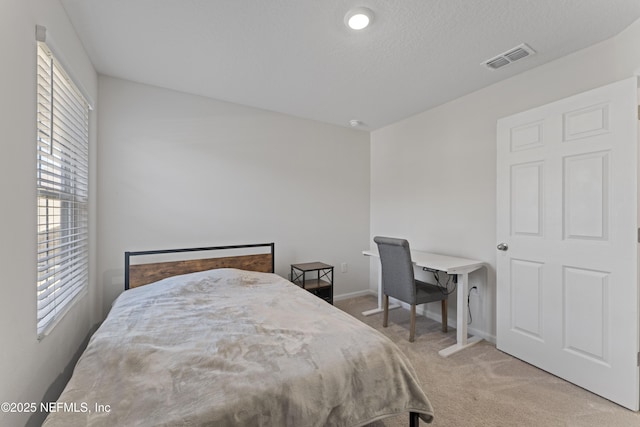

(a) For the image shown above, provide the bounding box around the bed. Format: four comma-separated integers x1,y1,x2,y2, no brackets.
43,243,434,427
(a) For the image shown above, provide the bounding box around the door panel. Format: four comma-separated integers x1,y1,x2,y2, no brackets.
497,77,639,410
562,266,609,363
563,151,609,240
510,258,544,340
511,162,543,236
563,103,610,141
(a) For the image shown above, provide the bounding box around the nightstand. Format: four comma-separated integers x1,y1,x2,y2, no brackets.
290,262,334,304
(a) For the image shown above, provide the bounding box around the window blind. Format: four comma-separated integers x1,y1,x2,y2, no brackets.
36,43,89,338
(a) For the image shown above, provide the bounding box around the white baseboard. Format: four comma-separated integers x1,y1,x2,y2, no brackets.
333,289,374,302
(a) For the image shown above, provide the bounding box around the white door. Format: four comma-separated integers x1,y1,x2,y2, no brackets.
496,77,639,410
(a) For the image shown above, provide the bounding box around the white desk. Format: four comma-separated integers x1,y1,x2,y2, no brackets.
363,248,485,357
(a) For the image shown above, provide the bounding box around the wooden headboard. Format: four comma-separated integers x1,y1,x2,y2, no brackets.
124,243,275,290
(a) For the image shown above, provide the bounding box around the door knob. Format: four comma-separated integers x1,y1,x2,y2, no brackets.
497,243,509,251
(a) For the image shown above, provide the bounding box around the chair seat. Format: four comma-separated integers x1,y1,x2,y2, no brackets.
415,280,446,305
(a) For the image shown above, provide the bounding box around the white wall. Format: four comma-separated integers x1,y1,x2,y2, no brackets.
0,0,98,426
370,18,640,342
97,76,371,312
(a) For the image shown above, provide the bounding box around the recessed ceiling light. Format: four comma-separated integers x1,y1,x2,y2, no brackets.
345,7,374,30
349,119,362,127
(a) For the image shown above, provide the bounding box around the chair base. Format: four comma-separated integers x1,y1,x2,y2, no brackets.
383,294,448,342
383,295,389,327
441,299,448,333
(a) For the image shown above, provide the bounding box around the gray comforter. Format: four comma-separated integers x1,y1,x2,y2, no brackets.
43,268,434,426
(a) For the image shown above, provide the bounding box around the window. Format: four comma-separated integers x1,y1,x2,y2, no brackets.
36,43,89,338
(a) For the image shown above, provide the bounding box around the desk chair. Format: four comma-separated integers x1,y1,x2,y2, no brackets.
374,236,448,342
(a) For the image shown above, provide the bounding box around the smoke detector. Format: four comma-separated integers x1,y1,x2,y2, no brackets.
482,43,536,70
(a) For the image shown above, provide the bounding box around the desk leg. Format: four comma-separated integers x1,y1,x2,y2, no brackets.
438,272,482,357
362,258,400,316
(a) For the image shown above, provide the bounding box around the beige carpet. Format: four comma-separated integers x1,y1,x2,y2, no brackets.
335,296,640,427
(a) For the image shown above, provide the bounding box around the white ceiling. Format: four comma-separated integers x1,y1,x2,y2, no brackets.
61,0,640,130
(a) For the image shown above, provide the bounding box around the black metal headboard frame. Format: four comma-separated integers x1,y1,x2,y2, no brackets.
124,242,275,290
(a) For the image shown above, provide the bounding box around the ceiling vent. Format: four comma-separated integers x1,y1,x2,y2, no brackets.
482,43,536,70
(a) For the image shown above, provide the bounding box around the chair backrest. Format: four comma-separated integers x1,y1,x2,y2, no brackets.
373,236,416,304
